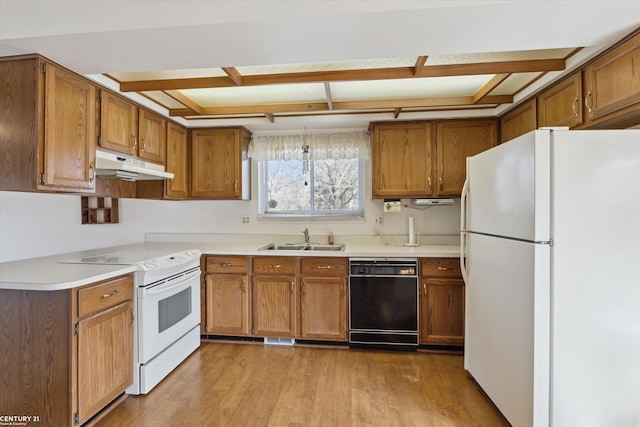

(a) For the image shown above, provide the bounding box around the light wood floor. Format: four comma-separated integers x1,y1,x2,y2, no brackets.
95,342,509,427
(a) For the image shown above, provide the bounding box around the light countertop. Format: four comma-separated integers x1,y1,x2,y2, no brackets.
0,235,460,291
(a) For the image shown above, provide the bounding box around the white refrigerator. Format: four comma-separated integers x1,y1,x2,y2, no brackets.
460,129,640,427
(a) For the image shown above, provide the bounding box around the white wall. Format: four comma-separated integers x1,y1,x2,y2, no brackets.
0,162,461,262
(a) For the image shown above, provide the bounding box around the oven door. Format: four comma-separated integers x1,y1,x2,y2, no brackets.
138,267,201,364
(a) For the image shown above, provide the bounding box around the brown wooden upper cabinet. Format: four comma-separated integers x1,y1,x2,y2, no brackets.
99,90,166,164
190,127,251,200
371,120,496,198
582,31,640,128
500,99,537,143
371,122,434,198
435,120,497,196
0,55,97,193
164,123,189,199
537,72,583,129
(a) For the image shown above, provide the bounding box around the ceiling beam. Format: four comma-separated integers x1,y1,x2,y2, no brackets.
120,58,565,92
414,56,428,76
324,82,333,110
472,73,510,104
168,94,512,116
222,67,243,85
164,90,205,114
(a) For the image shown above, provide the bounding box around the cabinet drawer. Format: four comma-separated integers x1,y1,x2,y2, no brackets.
252,256,296,275
206,256,249,274
78,274,134,318
300,257,348,277
421,258,461,278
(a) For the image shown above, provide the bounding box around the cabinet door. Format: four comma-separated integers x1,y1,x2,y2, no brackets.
165,123,188,199
436,120,496,196
583,31,640,123
300,276,347,341
420,278,465,345
77,300,133,424
99,91,138,156
205,273,250,335
371,123,434,198
537,72,582,128
138,109,166,164
500,99,537,143
251,276,296,337
43,63,96,191
191,129,242,199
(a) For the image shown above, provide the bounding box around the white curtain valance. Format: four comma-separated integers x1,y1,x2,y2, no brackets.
248,131,370,161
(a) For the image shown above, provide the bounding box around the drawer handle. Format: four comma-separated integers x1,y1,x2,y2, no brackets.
267,264,281,268
423,283,427,297
437,266,449,271
101,290,119,299
220,262,233,268
317,265,332,269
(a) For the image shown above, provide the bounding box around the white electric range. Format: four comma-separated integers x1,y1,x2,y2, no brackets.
62,247,202,394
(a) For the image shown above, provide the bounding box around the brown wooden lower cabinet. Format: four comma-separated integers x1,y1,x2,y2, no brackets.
251,256,297,338
419,258,465,346
299,257,348,341
1,274,134,427
201,255,463,348
203,256,250,336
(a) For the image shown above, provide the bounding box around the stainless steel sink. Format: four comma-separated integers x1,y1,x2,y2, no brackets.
258,243,345,252
304,244,344,251
258,243,308,251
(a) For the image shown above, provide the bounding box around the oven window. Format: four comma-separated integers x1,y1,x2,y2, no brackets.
158,287,192,333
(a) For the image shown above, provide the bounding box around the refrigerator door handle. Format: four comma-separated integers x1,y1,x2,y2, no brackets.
460,175,470,285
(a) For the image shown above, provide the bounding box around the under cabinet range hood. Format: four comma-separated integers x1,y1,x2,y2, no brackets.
410,198,454,206
95,150,174,181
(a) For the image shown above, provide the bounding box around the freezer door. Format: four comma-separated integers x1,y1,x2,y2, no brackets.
464,232,550,427
465,130,551,242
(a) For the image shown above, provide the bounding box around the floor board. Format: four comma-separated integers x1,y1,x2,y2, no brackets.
95,343,509,426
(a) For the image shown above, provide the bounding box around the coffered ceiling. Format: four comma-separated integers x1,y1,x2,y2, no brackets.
106,48,578,121
2,1,640,130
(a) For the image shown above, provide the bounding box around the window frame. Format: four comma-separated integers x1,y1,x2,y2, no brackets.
257,157,366,219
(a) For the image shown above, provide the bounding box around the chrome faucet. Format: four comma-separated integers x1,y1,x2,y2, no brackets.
303,228,310,244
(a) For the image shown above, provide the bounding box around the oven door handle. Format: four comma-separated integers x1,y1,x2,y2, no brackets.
144,270,200,296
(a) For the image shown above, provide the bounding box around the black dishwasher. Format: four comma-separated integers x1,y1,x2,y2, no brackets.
349,258,419,350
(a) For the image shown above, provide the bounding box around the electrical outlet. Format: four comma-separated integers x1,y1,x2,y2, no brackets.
241,216,250,225
375,216,384,225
